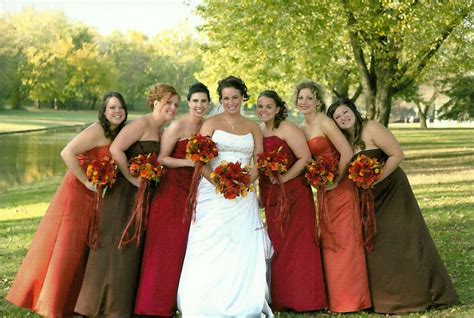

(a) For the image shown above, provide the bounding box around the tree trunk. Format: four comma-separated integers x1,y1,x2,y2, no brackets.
416,102,429,129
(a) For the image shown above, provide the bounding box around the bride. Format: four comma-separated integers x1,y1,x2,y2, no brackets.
177,76,273,317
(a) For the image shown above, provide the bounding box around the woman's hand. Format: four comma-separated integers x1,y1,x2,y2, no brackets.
128,176,141,188
84,180,97,192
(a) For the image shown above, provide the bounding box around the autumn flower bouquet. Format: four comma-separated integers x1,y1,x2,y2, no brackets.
348,154,384,252
211,161,253,200
305,156,339,249
119,152,165,248
257,146,290,230
77,154,117,249
185,134,218,220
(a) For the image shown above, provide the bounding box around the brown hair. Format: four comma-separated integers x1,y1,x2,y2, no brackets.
294,81,326,113
98,92,128,140
146,83,179,110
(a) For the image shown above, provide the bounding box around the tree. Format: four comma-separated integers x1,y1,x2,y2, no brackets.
196,0,473,125
439,75,474,120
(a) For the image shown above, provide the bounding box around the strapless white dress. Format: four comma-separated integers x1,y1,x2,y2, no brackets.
178,130,273,318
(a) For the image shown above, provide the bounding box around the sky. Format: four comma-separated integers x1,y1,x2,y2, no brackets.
0,0,202,36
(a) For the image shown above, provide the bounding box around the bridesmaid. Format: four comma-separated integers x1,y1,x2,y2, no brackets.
327,98,458,314
134,82,210,317
74,83,180,317
296,81,372,313
256,90,327,312
6,92,127,317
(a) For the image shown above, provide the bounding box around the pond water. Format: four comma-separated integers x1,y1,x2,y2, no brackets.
0,127,85,193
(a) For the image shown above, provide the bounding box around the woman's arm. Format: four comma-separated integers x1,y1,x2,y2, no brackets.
110,118,146,187
158,120,194,168
366,121,404,182
322,115,354,185
280,122,312,183
60,123,103,191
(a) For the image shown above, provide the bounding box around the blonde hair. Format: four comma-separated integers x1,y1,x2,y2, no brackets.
146,83,178,110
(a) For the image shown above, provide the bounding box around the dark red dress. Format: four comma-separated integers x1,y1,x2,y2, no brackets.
6,145,110,318
134,139,194,316
259,136,327,312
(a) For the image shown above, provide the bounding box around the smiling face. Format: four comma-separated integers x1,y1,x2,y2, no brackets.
331,104,356,131
296,88,320,114
256,96,280,124
221,87,243,115
104,96,126,129
188,92,209,117
154,93,179,121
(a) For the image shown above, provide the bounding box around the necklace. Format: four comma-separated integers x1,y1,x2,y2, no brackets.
223,115,236,132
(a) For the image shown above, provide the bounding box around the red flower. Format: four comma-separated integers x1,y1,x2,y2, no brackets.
128,153,165,183
211,161,253,200
186,134,218,164
348,155,383,189
305,156,338,188
257,146,289,177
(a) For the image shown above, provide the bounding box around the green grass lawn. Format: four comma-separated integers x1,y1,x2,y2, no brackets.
0,110,473,317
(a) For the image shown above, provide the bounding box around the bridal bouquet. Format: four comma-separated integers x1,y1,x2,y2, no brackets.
77,154,117,249
120,152,165,248
348,154,383,189
305,156,339,249
348,154,384,252
211,161,253,200
305,156,338,189
257,146,289,230
185,134,219,220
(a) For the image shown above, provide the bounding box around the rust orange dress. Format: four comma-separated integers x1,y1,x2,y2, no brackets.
308,136,371,313
259,136,327,312
6,145,110,318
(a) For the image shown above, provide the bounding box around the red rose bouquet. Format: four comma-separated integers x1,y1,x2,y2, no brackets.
211,161,253,200
77,154,117,249
119,153,165,248
185,134,218,221
348,154,384,252
305,156,339,250
257,146,290,231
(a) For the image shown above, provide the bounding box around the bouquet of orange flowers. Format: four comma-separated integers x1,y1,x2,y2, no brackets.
257,146,289,231
257,146,289,177
348,154,384,252
77,154,117,249
186,134,218,164
185,134,219,221
211,161,253,200
119,152,165,248
305,156,338,189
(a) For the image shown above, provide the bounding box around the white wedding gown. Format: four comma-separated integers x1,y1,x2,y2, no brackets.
178,130,273,318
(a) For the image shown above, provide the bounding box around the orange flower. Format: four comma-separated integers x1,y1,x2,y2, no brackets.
129,153,165,183
211,161,253,200
305,156,338,188
186,134,218,164
257,146,289,177
347,154,383,189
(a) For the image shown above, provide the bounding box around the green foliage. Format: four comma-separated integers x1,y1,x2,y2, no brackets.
439,75,474,120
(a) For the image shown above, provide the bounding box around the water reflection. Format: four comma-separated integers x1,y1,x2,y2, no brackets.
0,127,85,193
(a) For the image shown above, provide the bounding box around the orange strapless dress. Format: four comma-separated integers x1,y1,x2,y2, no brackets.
308,136,371,312
6,145,110,318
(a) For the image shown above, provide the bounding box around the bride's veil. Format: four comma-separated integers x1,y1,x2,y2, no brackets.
208,102,246,117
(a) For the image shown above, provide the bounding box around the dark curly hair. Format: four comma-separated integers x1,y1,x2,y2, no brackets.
217,76,249,102
147,83,179,110
257,90,288,129
294,81,326,113
327,98,367,151
98,92,128,140
187,82,210,102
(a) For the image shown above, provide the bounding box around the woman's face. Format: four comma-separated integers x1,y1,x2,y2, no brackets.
188,92,209,118
104,96,126,129
332,105,356,131
297,88,320,114
155,94,180,121
221,87,243,115
256,96,280,124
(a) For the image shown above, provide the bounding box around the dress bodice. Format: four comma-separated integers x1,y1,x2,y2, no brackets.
211,130,254,169
355,148,388,163
171,139,189,159
263,136,297,168
308,136,340,161
126,140,160,159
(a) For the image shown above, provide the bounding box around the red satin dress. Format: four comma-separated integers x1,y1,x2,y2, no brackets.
6,145,110,318
134,139,194,316
259,136,327,312
308,136,371,312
